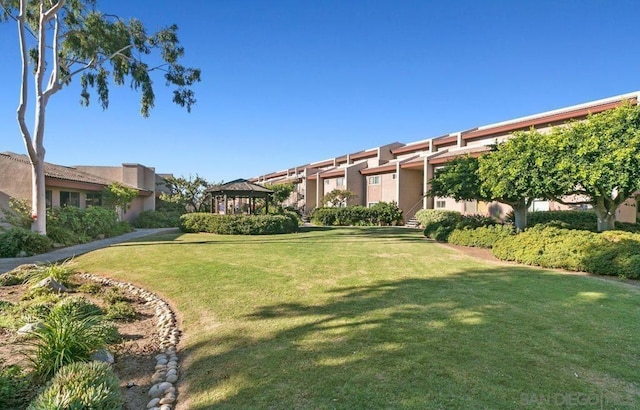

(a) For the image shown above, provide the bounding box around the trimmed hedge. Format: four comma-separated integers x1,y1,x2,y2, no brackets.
132,210,182,228
448,225,515,248
0,228,53,257
179,213,299,235
415,210,497,241
311,202,403,226
492,225,640,278
28,361,123,410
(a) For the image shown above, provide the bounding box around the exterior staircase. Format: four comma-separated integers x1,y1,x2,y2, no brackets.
405,216,420,228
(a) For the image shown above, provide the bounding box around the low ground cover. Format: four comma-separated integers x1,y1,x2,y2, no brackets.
72,227,640,409
0,263,159,409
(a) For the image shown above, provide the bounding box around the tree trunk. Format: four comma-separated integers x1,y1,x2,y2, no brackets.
30,156,47,234
594,207,616,231
512,205,528,231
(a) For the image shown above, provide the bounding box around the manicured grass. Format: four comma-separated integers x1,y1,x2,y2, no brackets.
74,227,640,409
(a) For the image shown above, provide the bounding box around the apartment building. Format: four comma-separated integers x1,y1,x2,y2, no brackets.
251,91,640,224
0,152,162,222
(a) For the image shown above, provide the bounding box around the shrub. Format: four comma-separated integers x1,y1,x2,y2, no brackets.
25,307,109,382
311,203,403,226
28,361,123,410
179,213,298,235
492,226,640,278
0,361,30,409
102,287,128,304
81,206,120,238
25,261,75,287
105,301,136,321
510,210,598,230
46,206,133,246
0,198,33,229
77,282,103,294
53,297,104,319
370,202,404,225
448,225,515,248
133,210,181,228
0,228,53,258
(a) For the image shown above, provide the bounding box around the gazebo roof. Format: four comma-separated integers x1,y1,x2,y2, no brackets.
206,179,273,197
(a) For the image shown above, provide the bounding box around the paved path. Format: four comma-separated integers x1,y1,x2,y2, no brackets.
0,228,179,274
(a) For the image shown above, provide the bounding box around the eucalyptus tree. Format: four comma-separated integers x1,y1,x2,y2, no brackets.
0,0,201,234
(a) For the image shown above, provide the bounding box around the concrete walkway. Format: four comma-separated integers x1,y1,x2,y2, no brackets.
0,228,179,274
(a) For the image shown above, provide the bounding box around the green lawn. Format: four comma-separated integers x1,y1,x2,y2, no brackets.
73,227,640,409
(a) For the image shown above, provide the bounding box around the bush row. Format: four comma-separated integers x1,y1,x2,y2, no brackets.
311,202,404,226
179,213,299,235
448,225,515,248
492,225,640,278
47,206,132,245
415,209,497,241
132,210,182,228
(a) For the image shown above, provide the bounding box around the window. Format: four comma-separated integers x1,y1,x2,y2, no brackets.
85,192,103,207
45,190,52,209
60,191,80,207
529,199,550,212
435,200,446,209
392,173,397,180
336,177,344,186
368,176,380,185
325,179,330,185
368,202,378,208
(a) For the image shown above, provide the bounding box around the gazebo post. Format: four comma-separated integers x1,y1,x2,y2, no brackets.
224,194,228,215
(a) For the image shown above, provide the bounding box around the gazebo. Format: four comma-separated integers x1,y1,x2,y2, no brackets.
206,179,273,215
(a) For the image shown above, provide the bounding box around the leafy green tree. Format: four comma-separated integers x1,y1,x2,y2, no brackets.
0,0,201,234
265,182,294,209
429,155,485,202
322,189,357,207
477,130,555,231
160,175,209,213
102,182,138,221
547,102,640,231
429,131,554,231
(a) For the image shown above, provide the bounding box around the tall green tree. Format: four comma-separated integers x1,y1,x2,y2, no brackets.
477,130,556,230
429,131,555,230
160,175,209,213
0,0,201,234
547,101,640,231
429,155,485,202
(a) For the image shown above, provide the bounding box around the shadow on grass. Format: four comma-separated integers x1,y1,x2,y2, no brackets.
112,226,427,247
180,266,640,409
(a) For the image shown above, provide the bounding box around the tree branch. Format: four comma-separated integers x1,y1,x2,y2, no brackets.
43,13,62,99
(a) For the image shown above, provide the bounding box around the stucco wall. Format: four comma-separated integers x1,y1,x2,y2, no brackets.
397,168,423,221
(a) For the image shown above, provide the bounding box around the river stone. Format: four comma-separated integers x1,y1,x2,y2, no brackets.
91,348,115,364
147,398,160,408
34,276,67,292
17,322,44,335
148,384,163,398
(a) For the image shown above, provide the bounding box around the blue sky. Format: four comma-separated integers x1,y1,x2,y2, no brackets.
1,0,638,182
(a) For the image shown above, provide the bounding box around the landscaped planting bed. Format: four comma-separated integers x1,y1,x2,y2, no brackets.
0,263,182,409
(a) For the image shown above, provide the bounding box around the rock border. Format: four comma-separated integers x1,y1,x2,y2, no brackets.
79,273,182,410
